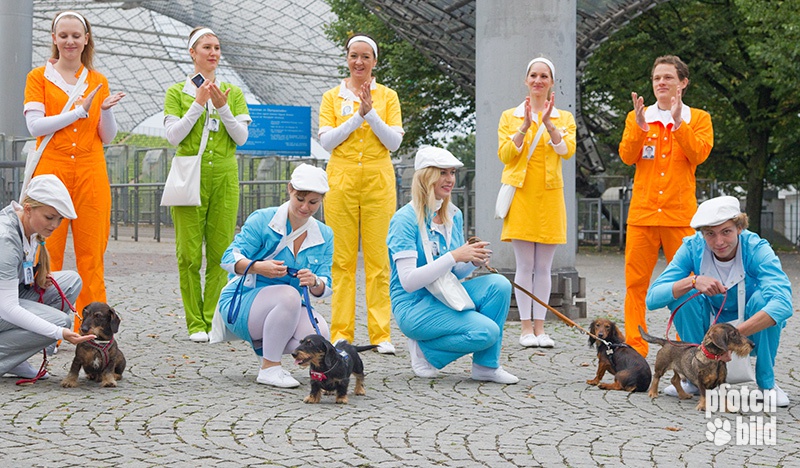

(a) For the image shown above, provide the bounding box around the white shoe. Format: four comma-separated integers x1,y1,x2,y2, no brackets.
760,384,790,408
376,341,396,354
408,338,438,378
5,361,49,380
519,334,539,347
256,366,300,388
536,334,555,348
664,380,700,397
471,364,519,384
189,331,209,342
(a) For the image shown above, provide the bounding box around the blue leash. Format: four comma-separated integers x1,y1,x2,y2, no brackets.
227,262,321,336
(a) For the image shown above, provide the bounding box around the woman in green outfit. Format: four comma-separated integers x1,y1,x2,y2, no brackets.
163,26,251,342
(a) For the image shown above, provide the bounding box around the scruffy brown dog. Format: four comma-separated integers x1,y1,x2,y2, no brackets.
61,302,126,388
586,318,651,392
639,323,754,411
292,334,376,404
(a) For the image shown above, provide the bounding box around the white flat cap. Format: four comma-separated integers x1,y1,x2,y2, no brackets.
24,174,77,219
414,146,464,170
290,163,329,194
690,196,741,229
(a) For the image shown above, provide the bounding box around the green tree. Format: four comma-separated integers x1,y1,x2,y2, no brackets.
581,0,800,233
323,0,475,160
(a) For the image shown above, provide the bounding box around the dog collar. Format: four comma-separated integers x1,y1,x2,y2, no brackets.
310,371,327,381
699,343,724,360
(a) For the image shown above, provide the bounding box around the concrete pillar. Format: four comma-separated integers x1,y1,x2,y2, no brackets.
0,0,33,138
475,0,581,316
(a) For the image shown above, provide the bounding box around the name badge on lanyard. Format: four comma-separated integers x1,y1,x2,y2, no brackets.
23,260,35,285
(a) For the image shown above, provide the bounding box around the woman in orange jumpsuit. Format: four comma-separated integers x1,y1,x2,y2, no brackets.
23,11,125,327
619,55,713,357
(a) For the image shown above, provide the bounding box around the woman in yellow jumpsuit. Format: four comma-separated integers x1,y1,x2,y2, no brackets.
497,57,576,349
318,34,404,353
23,11,125,328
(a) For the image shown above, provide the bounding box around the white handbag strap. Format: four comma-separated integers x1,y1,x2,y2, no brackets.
195,103,213,158
524,120,548,162
265,218,313,261
419,221,435,264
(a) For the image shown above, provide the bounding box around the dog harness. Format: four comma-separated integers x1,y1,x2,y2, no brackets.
309,350,350,381
85,338,116,369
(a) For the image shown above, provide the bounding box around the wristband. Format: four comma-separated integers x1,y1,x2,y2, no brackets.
691,275,697,287
314,276,321,288
517,127,526,135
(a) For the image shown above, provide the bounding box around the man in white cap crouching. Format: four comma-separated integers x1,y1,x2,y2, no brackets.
646,196,792,406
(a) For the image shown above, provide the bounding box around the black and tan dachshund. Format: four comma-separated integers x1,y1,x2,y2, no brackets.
586,318,651,392
61,302,126,388
292,334,377,404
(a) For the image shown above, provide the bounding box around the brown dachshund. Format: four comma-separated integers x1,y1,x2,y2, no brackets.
587,318,651,392
61,302,126,388
640,323,754,411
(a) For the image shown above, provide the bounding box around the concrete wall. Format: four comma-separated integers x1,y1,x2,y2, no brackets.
0,0,33,138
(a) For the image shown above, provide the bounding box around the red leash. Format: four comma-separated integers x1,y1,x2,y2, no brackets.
16,275,77,385
663,289,727,357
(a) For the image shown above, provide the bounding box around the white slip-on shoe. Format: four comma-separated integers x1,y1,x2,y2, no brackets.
4,361,49,380
376,341,396,355
189,331,209,342
408,338,438,378
536,334,555,348
664,380,700,397
519,334,539,348
256,366,300,388
471,364,519,384
760,384,790,408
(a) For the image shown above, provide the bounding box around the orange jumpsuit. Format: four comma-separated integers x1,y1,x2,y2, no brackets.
618,105,713,356
24,64,112,326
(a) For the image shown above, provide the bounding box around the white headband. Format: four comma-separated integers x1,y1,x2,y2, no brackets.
346,35,378,59
526,57,556,80
53,11,87,32
188,28,216,52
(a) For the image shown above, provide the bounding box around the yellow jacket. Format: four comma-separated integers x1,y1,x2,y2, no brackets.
497,103,576,190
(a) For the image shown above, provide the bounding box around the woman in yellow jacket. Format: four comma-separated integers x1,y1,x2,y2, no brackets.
319,34,404,354
497,57,576,348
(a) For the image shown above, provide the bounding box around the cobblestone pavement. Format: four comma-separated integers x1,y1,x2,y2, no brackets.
2,228,799,467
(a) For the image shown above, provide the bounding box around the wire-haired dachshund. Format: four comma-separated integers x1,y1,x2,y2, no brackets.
640,323,754,411
61,302,126,388
291,334,377,404
586,318,651,392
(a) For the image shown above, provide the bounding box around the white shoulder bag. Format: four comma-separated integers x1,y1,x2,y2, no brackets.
494,122,547,219
419,222,475,311
719,281,757,384
209,218,313,343
19,67,89,200
160,104,212,207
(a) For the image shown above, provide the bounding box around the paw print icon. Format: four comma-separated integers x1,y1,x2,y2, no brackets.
705,418,732,446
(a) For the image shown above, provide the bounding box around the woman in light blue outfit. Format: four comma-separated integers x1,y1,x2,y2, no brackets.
217,164,333,388
646,196,792,406
387,147,518,384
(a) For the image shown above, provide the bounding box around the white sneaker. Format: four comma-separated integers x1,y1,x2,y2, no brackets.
519,334,539,348
189,331,209,342
664,380,700,397
760,385,790,408
536,334,555,348
408,338,438,378
376,341,396,354
4,361,49,380
471,364,519,384
256,366,300,388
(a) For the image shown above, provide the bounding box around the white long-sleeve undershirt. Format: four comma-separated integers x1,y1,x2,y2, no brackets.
318,109,403,152
0,283,63,340
25,107,118,144
395,253,477,293
164,102,249,147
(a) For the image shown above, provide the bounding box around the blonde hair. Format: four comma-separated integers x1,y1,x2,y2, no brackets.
50,11,95,70
21,197,52,289
411,167,452,228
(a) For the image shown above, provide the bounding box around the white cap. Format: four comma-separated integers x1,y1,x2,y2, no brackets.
690,196,741,229
414,146,464,171
526,57,556,80
290,164,329,194
24,174,77,219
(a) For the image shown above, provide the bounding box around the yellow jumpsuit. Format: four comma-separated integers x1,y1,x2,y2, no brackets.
319,81,403,345
618,105,713,356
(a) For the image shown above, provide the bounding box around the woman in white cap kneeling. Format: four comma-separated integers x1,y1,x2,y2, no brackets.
387,147,519,383
0,175,95,379
646,195,792,406
216,164,333,388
